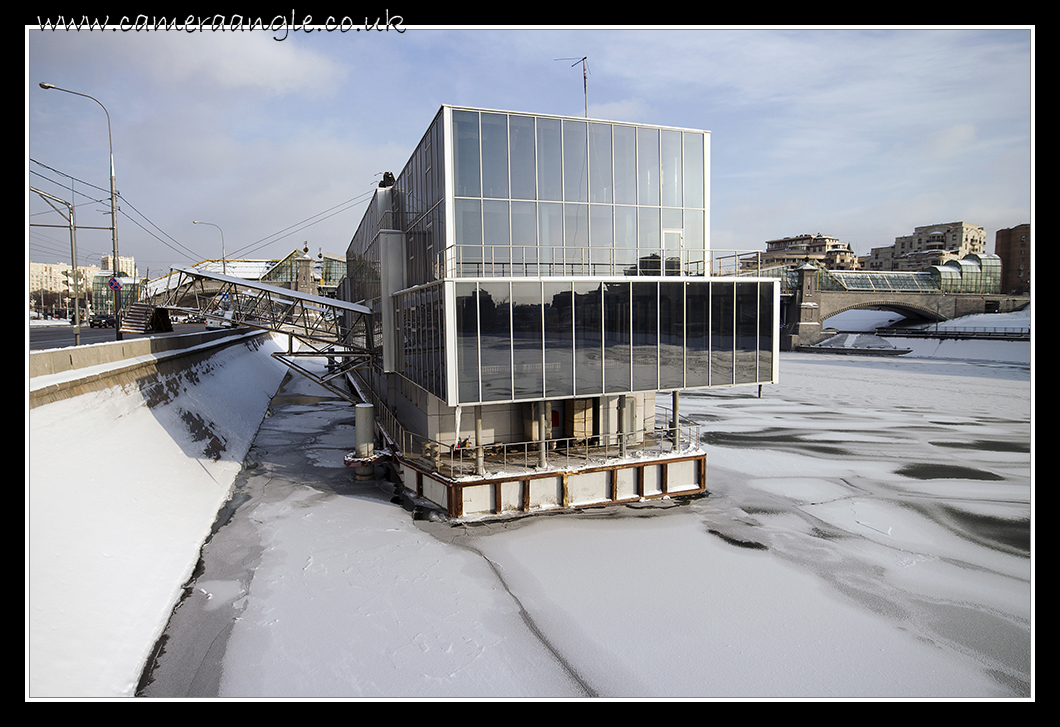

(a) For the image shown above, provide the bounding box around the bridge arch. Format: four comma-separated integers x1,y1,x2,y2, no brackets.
821,299,946,324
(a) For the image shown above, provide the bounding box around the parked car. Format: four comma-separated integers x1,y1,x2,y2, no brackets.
89,314,115,329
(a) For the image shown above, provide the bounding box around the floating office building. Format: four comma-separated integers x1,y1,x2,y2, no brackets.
341,105,779,519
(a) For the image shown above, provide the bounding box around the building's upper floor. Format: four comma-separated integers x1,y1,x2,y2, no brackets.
347,105,713,304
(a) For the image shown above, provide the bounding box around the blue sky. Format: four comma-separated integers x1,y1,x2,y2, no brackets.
27,24,1033,279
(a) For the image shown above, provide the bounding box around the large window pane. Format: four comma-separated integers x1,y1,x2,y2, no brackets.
455,198,481,274
632,281,658,391
683,131,705,209
710,281,734,386
510,115,537,200
511,282,544,399
759,282,774,382
511,201,537,274
537,117,563,201
589,123,613,204
638,207,661,275
563,119,588,202
483,200,510,275
590,204,614,273
685,283,710,387
603,282,631,393
659,282,684,389
456,282,479,403
478,281,512,401
661,130,683,208
481,113,509,199
538,202,563,274
544,282,573,398
613,125,637,205
564,203,588,273
637,127,659,206
573,282,603,395
736,282,759,384
614,206,637,272
453,110,480,197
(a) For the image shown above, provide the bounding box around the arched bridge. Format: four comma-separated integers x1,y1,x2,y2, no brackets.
777,263,1027,349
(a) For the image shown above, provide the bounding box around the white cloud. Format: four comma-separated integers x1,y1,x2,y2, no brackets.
130,34,348,97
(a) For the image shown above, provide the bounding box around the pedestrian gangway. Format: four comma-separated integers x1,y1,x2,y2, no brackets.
150,266,375,402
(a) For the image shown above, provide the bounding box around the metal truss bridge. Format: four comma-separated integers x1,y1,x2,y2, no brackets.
142,266,374,403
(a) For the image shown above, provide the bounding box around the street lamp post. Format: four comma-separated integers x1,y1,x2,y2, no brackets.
192,220,226,275
39,82,123,340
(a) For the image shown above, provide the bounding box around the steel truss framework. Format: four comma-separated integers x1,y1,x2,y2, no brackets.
155,266,375,403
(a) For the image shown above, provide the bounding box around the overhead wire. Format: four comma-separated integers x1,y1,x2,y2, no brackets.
30,157,374,271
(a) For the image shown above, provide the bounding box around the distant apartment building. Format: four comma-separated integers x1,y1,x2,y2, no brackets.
30,255,139,316
29,261,101,316
865,221,986,272
760,233,860,270
994,223,1030,294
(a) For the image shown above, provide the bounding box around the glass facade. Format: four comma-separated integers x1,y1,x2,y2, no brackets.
453,279,776,405
448,108,707,278
345,105,778,408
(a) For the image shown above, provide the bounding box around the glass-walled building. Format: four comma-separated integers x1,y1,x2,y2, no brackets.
344,105,778,495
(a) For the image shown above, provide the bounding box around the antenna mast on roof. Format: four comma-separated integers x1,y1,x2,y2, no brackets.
555,56,589,117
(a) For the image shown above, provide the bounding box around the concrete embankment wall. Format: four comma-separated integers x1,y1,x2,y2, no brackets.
28,328,292,698
29,328,274,408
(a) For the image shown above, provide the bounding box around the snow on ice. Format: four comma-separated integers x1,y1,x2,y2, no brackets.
27,309,1033,699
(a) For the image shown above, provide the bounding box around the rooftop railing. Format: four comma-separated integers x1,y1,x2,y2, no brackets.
443,245,764,279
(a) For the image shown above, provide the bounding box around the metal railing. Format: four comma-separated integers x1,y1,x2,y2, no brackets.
401,421,703,481
345,371,704,480
443,245,764,279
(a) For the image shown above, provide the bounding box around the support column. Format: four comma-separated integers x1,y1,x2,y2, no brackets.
354,403,375,480
671,390,680,450
618,395,627,458
475,405,484,476
538,401,547,469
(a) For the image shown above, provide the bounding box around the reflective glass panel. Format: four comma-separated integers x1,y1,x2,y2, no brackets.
573,282,603,395
683,131,704,209
758,282,774,381
564,203,589,273
637,127,660,206
509,115,537,200
511,201,537,274
478,281,512,401
661,130,683,208
563,119,588,202
589,123,613,203
453,110,480,197
613,125,637,205
685,282,710,387
482,200,510,275
544,282,574,398
455,198,481,273
710,281,734,385
659,282,684,389
735,282,759,384
456,282,479,402
537,117,563,201
632,281,658,391
603,282,631,393
511,282,544,399
538,202,563,273
480,113,509,199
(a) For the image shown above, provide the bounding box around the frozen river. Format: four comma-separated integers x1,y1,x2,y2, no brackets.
136,343,1032,699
